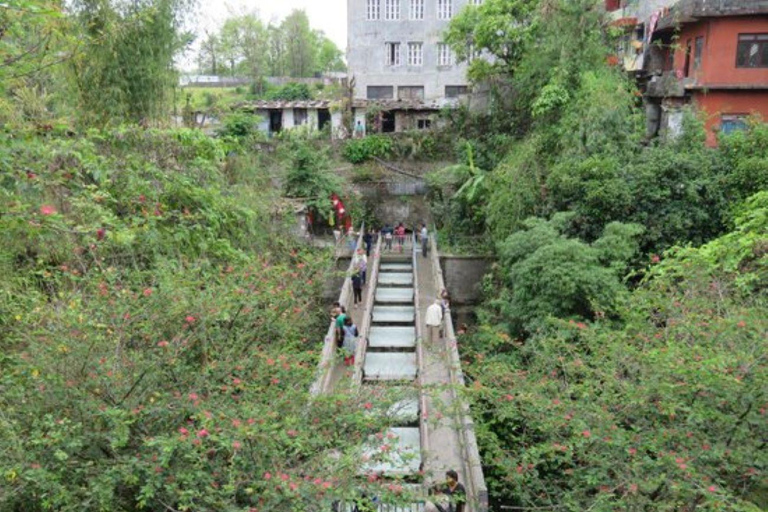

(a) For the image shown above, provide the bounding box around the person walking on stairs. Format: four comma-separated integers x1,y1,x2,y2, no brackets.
342,316,359,366
354,248,368,286
352,271,363,308
425,298,443,344
425,470,467,512
420,223,429,258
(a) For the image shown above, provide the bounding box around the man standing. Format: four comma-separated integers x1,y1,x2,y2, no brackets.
420,223,429,258
425,470,466,512
425,299,443,344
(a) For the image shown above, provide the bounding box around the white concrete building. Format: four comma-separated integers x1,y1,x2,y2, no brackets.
347,0,476,103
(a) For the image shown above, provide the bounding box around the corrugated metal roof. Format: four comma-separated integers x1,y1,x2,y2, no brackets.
352,99,445,111
236,100,335,111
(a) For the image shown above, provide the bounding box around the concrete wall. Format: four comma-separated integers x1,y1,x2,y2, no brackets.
440,256,491,305
348,0,472,101
695,90,768,145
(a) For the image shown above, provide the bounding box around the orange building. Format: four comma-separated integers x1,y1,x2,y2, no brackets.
644,0,768,145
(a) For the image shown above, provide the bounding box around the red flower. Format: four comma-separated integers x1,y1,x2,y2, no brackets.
179,427,189,436
287,429,298,437
97,228,106,241
505,394,514,401
628,447,637,455
196,429,209,438
651,254,661,264
233,441,242,450
708,485,717,492
40,205,57,216
185,315,195,323
363,402,373,409
157,341,169,348
280,473,289,481
582,430,591,438
263,471,272,480
188,393,198,401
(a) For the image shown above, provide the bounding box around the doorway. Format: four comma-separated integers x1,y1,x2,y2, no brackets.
269,111,283,134
318,109,331,131
381,111,396,133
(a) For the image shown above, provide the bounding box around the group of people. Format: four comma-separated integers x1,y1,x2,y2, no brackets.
331,301,359,367
347,470,466,512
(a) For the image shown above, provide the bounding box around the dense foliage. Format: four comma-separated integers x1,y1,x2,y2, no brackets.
196,9,345,79
0,129,406,510
440,0,768,510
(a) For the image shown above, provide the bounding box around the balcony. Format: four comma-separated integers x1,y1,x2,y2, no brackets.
606,0,639,27
656,0,768,31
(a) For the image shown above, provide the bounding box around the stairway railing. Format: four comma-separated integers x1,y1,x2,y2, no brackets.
350,236,382,386
428,232,489,512
310,224,367,396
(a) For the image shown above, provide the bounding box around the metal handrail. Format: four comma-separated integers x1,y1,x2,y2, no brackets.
310,224,367,396
429,232,489,512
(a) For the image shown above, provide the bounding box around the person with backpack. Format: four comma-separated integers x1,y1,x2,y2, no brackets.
354,248,368,286
395,223,406,253
420,223,429,258
381,224,393,251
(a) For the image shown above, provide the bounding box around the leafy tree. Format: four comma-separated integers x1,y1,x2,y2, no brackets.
69,0,194,125
445,0,540,81
282,10,317,78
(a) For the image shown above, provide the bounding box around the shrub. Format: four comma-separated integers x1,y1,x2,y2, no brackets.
342,135,393,164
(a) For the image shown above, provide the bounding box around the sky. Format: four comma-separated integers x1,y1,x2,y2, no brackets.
193,0,348,50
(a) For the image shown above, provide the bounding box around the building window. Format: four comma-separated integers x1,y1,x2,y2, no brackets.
720,114,748,135
445,85,468,98
736,33,768,68
408,42,423,66
469,0,483,4
693,36,704,71
438,43,453,66
367,86,394,100
410,0,424,19
293,109,308,126
417,119,432,129
398,86,425,100
367,0,380,20
437,0,452,19
385,42,401,66
384,0,400,20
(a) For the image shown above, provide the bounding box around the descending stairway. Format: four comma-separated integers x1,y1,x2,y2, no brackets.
362,254,423,483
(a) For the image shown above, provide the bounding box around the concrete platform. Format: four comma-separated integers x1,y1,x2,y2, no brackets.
369,326,416,350
364,352,418,381
362,427,422,476
372,306,415,324
378,272,414,286
376,288,415,304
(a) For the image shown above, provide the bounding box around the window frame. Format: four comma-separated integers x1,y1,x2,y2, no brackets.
384,0,400,20
445,85,469,98
398,86,425,101
385,42,401,66
720,114,749,135
438,43,453,67
693,36,704,71
437,0,452,20
407,42,424,66
367,86,395,100
410,0,424,20
736,33,768,68
367,0,381,20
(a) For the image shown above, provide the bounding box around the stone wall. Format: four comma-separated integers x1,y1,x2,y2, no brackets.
440,256,492,305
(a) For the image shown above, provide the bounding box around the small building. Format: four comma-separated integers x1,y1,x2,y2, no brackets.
645,0,768,145
237,100,344,138
352,98,444,133
605,0,768,145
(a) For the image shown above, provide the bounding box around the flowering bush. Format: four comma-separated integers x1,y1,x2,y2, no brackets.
463,193,768,511
0,128,411,510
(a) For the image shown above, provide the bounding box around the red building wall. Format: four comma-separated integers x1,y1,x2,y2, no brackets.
694,90,768,146
672,17,768,85
669,17,768,145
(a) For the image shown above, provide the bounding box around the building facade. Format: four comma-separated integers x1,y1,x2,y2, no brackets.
347,0,477,103
606,0,768,145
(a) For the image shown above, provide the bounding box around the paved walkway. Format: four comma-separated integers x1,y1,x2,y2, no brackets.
414,246,466,487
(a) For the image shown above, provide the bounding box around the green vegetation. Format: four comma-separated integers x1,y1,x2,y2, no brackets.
440,0,768,510
197,9,345,79
342,135,395,164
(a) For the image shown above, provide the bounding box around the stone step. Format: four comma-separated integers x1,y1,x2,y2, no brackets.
362,427,422,476
369,326,416,350
378,272,414,286
364,352,417,381
380,263,413,273
375,288,415,304
372,306,415,324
